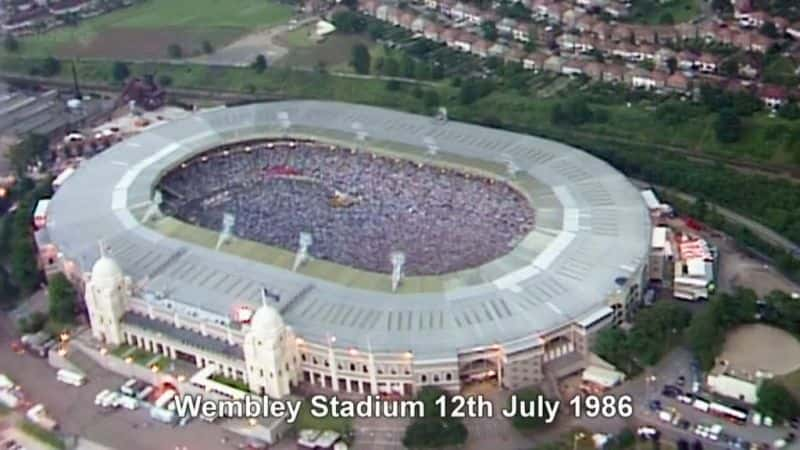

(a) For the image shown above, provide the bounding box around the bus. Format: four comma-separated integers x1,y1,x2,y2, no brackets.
56,369,86,387
709,402,748,425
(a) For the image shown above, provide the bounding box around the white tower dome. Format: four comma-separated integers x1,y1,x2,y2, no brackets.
91,255,123,283
243,302,298,398
249,303,285,338
85,254,129,346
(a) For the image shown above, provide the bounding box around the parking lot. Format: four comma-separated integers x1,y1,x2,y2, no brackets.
0,315,260,450
621,348,790,450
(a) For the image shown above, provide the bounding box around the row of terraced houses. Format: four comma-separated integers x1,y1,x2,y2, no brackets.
357,0,799,108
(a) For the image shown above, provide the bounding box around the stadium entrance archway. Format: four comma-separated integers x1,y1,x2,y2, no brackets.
459,356,502,391
543,335,574,362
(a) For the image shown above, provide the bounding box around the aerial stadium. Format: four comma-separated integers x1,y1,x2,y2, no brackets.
46,101,651,399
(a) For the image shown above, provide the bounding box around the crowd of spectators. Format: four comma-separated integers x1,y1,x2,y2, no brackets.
158,140,535,276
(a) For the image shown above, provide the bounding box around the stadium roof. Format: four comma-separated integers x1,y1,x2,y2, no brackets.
47,101,651,358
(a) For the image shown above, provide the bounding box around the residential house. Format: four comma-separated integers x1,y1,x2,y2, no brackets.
575,15,596,34
504,48,526,64
631,25,656,45
666,72,690,92
512,23,531,42
359,0,379,16
583,61,604,81
697,53,719,74
611,25,632,43
442,27,460,47
48,0,89,16
602,64,625,83
411,16,428,33
630,69,667,90
424,22,443,42
424,0,439,10
471,38,491,57
543,54,564,72
450,1,467,20
523,52,547,70
562,8,580,28
489,42,508,57
677,51,698,71
398,11,416,30
561,58,586,76
453,30,475,52
497,17,518,35
603,1,628,19
592,22,612,41
1,6,48,31
786,22,800,40
654,48,676,71
375,4,391,22
386,6,401,26
759,84,788,109
464,4,484,24
675,22,698,41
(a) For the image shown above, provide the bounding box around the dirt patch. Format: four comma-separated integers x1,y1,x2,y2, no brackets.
55,27,242,60
719,323,800,376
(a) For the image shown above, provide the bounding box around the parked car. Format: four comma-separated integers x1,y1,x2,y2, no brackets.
662,385,682,398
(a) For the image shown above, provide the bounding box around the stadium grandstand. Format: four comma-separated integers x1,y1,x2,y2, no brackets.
45,101,651,398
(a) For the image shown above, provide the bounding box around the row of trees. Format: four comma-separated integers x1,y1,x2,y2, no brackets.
594,302,692,376
683,288,800,421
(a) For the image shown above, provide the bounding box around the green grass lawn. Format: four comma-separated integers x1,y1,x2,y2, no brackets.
276,29,380,72
628,0,701,25
18,421,66,450
778,367,800,400
295,400,353,436
3,0,293,59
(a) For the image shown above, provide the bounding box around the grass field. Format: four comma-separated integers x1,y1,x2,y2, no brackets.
275,24,380,72
3,0,293,59
628,0,702,25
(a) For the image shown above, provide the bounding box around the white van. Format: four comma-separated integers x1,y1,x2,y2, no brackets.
94,389,111,406
56,369,86,387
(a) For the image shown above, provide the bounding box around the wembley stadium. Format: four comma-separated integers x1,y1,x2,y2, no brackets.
46,101,651,395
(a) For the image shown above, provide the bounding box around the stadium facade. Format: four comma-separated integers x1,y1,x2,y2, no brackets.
49,101,651,398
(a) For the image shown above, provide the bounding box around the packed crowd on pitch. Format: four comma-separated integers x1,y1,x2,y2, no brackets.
159,140,535,275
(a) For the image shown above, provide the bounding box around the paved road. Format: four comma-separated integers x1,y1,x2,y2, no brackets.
0,314,257,450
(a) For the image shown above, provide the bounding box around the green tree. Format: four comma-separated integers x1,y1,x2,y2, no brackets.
157,74,173,87
251,54,267,73
8,134,49,177
756,380,800,422
9,199,41,295
720,59,739,78
481,21,498,41
402,387,468,448
111,61,130,83
0,266,18,310
423,90,440,109
48,273,76,324
350,44,371,75
201,40,213,54
760,21,778,38
3,35,19,52
714,108,742,143
659,12,675,24
167,43,183,58
507,388,550,430
39,56,61,77
17,311,47,333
